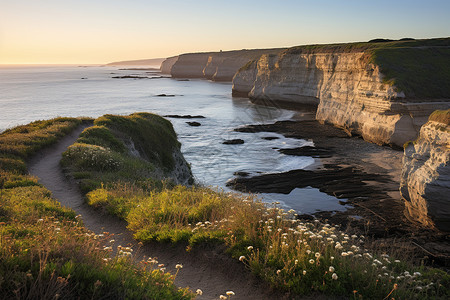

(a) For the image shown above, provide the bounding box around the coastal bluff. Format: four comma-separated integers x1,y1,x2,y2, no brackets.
160,48,284,81
400,110,450,231
233,38,450,148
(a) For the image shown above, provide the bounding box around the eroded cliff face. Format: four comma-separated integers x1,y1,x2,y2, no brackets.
162,49,284,81
400,110,450,231
231,60,258,97
160,56,178,74
236,49,449,147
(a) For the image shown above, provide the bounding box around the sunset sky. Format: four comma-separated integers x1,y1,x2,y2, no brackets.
1,0,449,64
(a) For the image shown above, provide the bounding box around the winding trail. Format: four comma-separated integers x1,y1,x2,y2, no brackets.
28,125,278,300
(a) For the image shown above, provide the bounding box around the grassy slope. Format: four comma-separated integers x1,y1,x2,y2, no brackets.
276,38,450,99
61,113,184,195
0,118,193,299
63,114,450,299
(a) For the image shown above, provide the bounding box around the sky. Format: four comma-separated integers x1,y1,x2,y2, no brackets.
0,0,449,64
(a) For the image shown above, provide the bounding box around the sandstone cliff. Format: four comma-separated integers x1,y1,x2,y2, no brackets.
160,48,284,81
160,56,179,74
233,38,450,147
400,110,450,231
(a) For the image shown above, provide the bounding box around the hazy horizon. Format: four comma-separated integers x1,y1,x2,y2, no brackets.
1,0,449,64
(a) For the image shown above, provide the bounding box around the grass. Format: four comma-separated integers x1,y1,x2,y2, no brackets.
272,37,450,99
61,112,186,194
0,118,194,299
429,109,450,125
62,113,450,299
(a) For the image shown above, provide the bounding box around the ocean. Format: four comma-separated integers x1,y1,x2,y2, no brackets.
0,65,345,213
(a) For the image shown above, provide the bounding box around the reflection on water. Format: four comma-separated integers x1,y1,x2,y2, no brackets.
0,66,346,213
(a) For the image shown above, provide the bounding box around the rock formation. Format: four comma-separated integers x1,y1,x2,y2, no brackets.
400,110,450,231
233,39,450,147
160,49,284,81
160,56,179,74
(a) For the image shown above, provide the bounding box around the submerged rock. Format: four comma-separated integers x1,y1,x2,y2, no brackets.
186,121,201,127
223,139,244,145
164,115,205,119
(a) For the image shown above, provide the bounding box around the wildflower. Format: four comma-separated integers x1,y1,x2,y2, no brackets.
37,219,43,222
303,270,307,275
330,256,334,260
414,272,422,277
329,266,335,272
306,250,311,254
176,264,183,269
332,273,338,280
309,259,315,264
226,291,235,296
196,289,203,295
55,227,61,231
394,259,401,263
239,256,245,262
315,252,321,258
247,246,253,251
294,259,298,265
220,295,227,300
109,239,115,243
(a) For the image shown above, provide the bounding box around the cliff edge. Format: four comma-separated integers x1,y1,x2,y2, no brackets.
400,109,450,231
160,48,284,81
233,38,450,147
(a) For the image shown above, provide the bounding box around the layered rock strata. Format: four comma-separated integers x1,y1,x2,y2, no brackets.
233,42,450,147
160,49,284,81
160,56,179,74
400,110,450,231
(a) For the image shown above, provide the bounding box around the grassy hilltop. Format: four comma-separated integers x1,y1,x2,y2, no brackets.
0,117,193,299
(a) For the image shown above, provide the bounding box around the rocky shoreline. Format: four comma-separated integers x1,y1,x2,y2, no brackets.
227,119,450,266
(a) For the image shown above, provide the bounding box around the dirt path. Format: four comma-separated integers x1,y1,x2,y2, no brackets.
28,125,279,300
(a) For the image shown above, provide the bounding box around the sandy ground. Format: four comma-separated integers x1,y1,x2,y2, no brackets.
27,125,284,300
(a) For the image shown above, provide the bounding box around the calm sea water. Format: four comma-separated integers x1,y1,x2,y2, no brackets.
0,65,345,213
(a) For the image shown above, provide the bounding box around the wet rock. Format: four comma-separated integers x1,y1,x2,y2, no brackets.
112,75,148,79
233,171,250,177
186,121,201,127
278,146,333,158
262,136,279,140
164,115,205,119
223,139,244,145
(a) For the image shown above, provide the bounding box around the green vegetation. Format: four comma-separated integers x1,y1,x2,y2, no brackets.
283,37,450,99
429,109,450,125
61,113,185,194
63,114,450,299
0,118,193,299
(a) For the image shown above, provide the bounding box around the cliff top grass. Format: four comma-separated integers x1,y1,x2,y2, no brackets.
284,37,450,99
61,113,184,194
0,118,192,299
429,109,450,125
